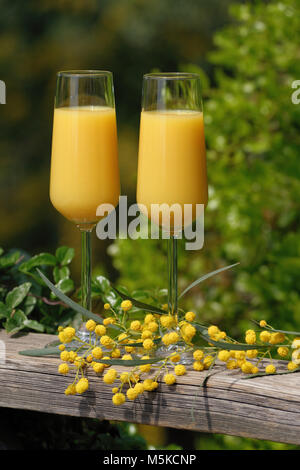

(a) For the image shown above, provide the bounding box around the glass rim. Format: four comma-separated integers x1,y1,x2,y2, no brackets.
144,72,200,80
57,70,113,78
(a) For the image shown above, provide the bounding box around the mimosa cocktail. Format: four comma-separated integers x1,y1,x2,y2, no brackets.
50,71,119,328
50,106,119,224
136,73,208,318
137,109,207,228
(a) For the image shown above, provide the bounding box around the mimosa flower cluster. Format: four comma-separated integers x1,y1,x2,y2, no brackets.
56,300,300,405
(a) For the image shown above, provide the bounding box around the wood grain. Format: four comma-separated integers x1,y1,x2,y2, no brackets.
0,330,300,444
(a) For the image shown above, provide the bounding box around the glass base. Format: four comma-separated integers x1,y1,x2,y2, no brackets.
66,325,97,351
76,329,96,344
155,344,193,365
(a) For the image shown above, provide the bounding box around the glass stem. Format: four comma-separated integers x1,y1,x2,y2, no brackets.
81,229,92,316
168,235,178,316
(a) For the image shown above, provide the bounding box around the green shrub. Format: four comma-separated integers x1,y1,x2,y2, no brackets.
109,0,300,338
0,246,78,334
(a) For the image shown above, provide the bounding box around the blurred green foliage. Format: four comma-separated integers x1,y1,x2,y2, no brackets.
0,0,234,262
0,245,79,334
195,433,298,450
110,0,300,340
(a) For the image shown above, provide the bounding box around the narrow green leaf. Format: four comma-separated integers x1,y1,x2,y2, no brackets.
94,357,165,367
37,268,102,322
19,347,60,357
117,337,162,348
252,320,300,336
193,324,267,351
179,263,240,299
243,369,300,379
50,278,74,298
113,287,166,315
265,328,300,336
36,269,118,329
6,282,31,309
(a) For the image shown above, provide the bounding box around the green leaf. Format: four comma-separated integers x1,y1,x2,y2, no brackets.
94,357,165,367
113,287,166,315
5,282,31,309
55,246,75,266
0,301,9,318
131,290,151,299
104,291,120,308
23,294,37,315
93,275,111,293
179,263,240,299
53,266,70,283
157,289,168,298
0,251,20,269
91,276,121,306
4,309,27,334
19,253,57,273
36,268,109,325
23,319,44,332
19,347,60,357
115,285,130,296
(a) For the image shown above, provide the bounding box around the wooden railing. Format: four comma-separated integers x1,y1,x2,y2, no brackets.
0,330,299,445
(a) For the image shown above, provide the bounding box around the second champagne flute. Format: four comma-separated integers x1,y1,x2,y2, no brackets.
50,70,120,338
137,72,208,331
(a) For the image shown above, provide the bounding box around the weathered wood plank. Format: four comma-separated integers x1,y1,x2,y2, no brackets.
0,330,300,444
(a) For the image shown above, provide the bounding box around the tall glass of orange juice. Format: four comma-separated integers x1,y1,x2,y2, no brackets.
50,71,120,332
137,73,207,318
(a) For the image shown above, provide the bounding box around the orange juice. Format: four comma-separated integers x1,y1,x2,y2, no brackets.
50,106,120,224
137,110,207,229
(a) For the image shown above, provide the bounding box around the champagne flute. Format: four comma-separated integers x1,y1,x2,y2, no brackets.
137,73,208,330
50,70,120,338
